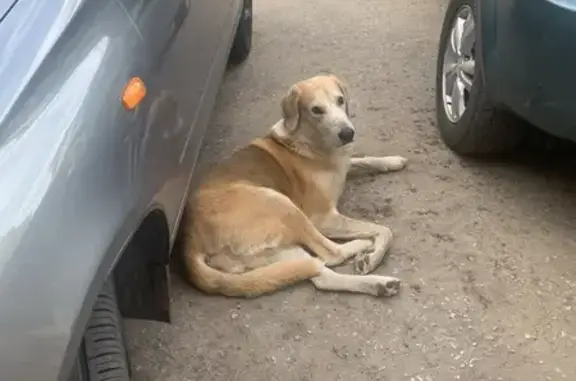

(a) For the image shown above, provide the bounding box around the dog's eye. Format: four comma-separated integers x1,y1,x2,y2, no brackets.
336,96,345,106
310,106,326,115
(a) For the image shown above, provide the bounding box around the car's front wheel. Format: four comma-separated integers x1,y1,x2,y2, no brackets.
228,0,253,65
435,0,525,155
80,280,131,381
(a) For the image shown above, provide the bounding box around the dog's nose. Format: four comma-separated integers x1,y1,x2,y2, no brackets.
338,126,355,144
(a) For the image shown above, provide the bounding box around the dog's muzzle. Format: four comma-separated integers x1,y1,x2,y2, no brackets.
338,126,355,145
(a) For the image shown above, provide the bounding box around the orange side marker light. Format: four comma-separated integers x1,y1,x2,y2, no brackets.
122,77,147,110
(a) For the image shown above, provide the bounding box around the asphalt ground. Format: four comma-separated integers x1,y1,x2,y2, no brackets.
125,1,576,380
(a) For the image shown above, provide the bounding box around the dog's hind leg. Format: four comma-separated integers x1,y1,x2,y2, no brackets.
250,188,375,267
347,156,407,177
271,246,401,297
319,212,393,275
311,266,401,297
293,217,375,267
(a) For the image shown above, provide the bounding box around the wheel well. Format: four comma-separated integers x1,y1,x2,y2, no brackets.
112,209,172,322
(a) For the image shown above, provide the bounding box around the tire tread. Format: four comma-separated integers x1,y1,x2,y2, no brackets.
83,281,131,381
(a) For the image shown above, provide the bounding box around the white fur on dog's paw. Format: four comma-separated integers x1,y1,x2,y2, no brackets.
345,238,375,257
364,275,401,297
326,239,375,267
382,156,407,171
375,276,401,297
354,250,383,275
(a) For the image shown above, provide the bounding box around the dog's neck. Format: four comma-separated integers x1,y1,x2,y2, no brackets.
268,120,351,163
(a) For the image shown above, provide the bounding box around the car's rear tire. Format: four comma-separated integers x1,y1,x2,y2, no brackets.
435,0,525,156
228,0,253,65
82,280,131,381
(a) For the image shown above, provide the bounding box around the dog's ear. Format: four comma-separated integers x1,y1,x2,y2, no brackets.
330,75,349,116
281,85,302,132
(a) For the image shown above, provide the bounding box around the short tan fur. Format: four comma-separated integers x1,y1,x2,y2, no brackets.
185,75,408,298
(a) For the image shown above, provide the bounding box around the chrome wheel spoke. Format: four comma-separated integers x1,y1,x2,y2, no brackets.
444,43,459,65
460,59,475,75
460,14,475,56
441,5,475,123
460,59,475,90
460,73,473,91
444,68,458,96
451,17,465,55
446,26,459,60
451,77,466,119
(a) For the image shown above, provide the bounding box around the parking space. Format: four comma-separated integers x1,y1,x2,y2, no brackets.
125,1,576,380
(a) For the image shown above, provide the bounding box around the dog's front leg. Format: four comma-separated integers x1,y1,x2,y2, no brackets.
348,156,407,177
320,212,394,275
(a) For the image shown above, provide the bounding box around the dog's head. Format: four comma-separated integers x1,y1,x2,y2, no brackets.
275,75,354,155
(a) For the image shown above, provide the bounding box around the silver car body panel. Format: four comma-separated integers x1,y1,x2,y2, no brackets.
0,0,17,20
0,0,242,379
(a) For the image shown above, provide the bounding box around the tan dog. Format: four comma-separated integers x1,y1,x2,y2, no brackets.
185,75,407,298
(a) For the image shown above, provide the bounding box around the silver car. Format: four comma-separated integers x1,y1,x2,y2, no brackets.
0,0,252,380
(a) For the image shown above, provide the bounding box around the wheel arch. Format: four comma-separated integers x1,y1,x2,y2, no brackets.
112,208,173,323
472,0,494,92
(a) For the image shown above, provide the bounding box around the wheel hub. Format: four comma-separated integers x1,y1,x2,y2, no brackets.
441,5,476,123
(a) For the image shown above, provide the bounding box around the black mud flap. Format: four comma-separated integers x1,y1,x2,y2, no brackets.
113,246,171,323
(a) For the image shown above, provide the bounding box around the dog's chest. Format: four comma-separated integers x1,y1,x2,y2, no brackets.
308,160,349,205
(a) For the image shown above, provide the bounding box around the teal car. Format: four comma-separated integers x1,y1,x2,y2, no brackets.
435,0,576,155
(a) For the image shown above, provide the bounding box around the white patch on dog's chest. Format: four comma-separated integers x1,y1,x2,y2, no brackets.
312,159,349,203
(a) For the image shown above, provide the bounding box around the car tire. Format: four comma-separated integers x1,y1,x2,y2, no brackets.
82,280,131,381
228,0,253,65
435,0,525,156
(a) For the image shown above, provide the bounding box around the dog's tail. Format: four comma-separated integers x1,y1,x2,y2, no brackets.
186,251,322,297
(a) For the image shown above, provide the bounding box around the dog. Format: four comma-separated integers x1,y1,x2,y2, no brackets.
184,74,407,298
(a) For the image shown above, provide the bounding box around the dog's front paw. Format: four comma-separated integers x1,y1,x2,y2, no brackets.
374,276,402,297
328,239,375,268
354,251,375,275
382,156,407,171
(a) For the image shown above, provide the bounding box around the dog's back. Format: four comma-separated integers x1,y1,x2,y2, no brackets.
197,140,292,198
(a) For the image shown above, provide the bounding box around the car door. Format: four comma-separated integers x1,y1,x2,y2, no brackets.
113,0,237,234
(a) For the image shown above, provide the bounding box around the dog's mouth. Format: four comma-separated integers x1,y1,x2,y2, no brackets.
339,139,355,147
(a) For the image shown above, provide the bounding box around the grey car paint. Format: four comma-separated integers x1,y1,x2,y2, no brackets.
0,0,242,380
0,0,17,20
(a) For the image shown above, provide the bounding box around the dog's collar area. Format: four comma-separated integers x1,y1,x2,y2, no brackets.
269,131,304,154
268,130,323,161
267,131,350,164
